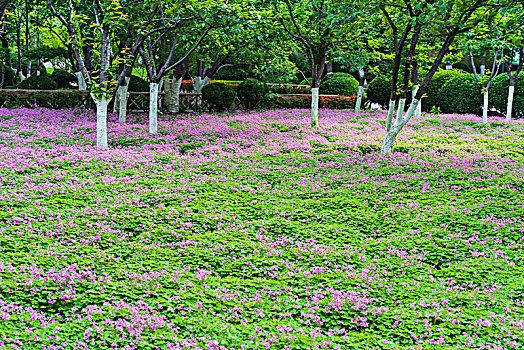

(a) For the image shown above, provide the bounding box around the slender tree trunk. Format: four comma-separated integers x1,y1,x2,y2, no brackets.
412,85,421,117
311,87,319,127
75,71,87,90
480,57,486,76
386,99,396,131
506,79,515,121
482,90,489,124
93,95,110,150
382,99,420,153
395,98,406,123
118,76,130,123
355,69,364,113
446,64,452,70
149,82,159,134
193,76,211,94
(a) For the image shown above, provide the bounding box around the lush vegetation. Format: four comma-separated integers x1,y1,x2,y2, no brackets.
0,107,523,349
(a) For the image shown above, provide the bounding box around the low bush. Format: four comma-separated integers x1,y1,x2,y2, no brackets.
423,69,465,112
269,84,311,94
438,73,483,115
366,75,391,109
0,66,17,88
202,82,236,112
271,94,356,109
489,72,524,118
0,90,91,109
236,79,270,110
18,75,58,90
128,75,149,92
320,72,359,96
51,69,77,89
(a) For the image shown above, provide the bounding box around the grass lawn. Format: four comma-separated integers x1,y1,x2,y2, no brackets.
0,107,523,349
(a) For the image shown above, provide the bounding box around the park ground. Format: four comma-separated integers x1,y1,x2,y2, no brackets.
0,108,523,349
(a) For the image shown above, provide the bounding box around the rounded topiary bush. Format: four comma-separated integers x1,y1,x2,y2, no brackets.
366,75,391,109
236,79,269,110
423,69,464,112
489,72,524,118
51,69,77,89
320,72,359,96
438,74,483,115
202,82,236,112
128,75,149,92
18,75,58,90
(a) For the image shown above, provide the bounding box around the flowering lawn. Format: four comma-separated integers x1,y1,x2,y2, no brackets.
0,107,524,350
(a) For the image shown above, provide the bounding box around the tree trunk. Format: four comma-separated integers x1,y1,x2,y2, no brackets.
412,85,421,117
382,99,420,153
75,71,87,90
506,82,515,121
93,95,110,150
311,87,319,127
355,84,364,113
482,90,489,124
386,99,396,131
395,98,406,123
193,76,211,94
480,57,486,75
149,82,159,134
165,76,182,113
118,76,130,123
446,64,452,70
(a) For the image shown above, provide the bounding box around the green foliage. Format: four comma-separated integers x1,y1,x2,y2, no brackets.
236,79,270,110
489,72,524,118
269,84,311,94
320,72,359,96
128,75,150,92
453,62,473,73
18,75,58,90
423,69,465,112
50,69,77,89
24,47,68,61
438,74,483,115
366,75,391,108
0,90,91,109
271,94,356,109
202,82,236,112
0,66,17,88
214,66,249,81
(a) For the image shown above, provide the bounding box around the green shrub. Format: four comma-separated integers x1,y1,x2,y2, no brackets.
202,82,236,112
0,66,17,87
423,69,464,112
270,94,356,109
366,75,391,109
236,79,270,110
438,74,483,115
269,84,311,94
489,72,524,118
0,90,92,109
320,72,359,96
50,69,77,89
128,75,149,92
18,75,58,90
214,66,249,81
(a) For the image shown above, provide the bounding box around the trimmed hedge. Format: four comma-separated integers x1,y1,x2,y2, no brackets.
18,75,58,90
0,90,92,109
128,75,149,92
51,69,77,89
271,94,356,109
423,69,465,112
237,79,270,110
320,72,359,96
202,82,236,112
489,72,524,118
366,76,391,109
438,74,483,115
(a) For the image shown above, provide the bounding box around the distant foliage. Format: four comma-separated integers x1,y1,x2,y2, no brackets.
366,75,391,108
202,82,236,112
453,62,473,73
438,74,483,115
50,69,77,89
236,79,270,110
18,75,58,90
489,72,524,118
0,66,17,88
128,75,150,92
424,70,465,112
320,72,359,96
271,94,356,109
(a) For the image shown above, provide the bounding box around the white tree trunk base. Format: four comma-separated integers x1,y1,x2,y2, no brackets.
506,85,515,122
93,95,111,150
149,82,159,134
311,88,319,127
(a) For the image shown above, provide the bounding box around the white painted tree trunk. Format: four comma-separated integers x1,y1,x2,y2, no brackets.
118,77,131,123
355,85,364,113
164,76,182,113
446,64,452,70
480,64,486,76
93,96,110,150
482,90,489,124
386,99,396,131
113,89,120,114
193,76,211,94
506,85,515,122
75,71,87,90
412,85,421,117
149,82,159,134
311,87,319,127
395,98,406,124
381,99,420,153
18,71,26,82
